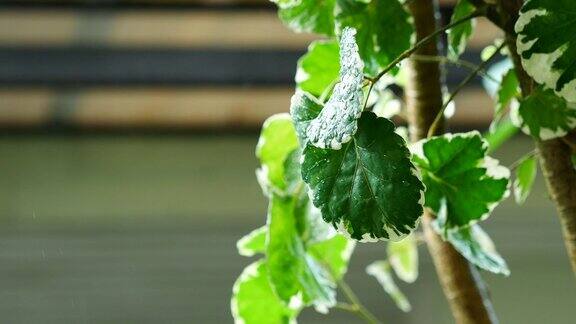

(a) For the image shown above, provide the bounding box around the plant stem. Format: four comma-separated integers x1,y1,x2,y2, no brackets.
405,0,499,323
427,43,505,138
368,8,485,84
338,280,382,324
411,55,499,83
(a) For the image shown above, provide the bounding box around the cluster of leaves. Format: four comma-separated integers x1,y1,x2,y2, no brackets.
232,0,576,322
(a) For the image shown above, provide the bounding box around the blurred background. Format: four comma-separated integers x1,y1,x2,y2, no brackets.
0,0,574,323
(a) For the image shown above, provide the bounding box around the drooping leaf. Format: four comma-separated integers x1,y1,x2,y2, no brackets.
232,260,298,324
266,193,336,309
511,87,576,140
412,132,510,229
296,40,340,98
308,234,355,281
306,27,364,150
513,154,538,205
273,0,336,36
302,112,425,241
387,234,418,283
484,117,519,153
256,114,299,193
447,0,476,59
495,69,520,118
366,261,412,312
290,91,325,145
432,217,510,276
515,0,576,102
336,0,414,76
237,226,267,257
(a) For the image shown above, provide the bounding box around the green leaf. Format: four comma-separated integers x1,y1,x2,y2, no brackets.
256,114,299,193
432,218,510,276
484,117,519,154
516,0,576,102
308,234,355,281
511,87,576,140
296,40,340,98
412,132,510,229
290,91,325,145
232,260,298,324
387,234,418,283
495,69,519,118
237,226,267,257
366,261,412,312
274,0,336,36
306,27,365,150
513,154,537,205
302,112,424,241
447,0,476,59
266,193,336,309
336,0,414,76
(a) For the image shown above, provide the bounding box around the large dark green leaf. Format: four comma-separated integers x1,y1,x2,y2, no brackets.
302,112,424,241
447,0,476,59
516,0,576,102
335,0,413,76
232,260,298,324
511,87,576,140
273,0,336,36
412,132,509,229
296,40,340,98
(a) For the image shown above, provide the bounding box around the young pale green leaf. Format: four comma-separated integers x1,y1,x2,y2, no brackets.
237,226,267,257
387,234,418,283
513,154,538,205
366,261,412,312
266,193,336,309
432,218,510,276
273,0,336,36
412,132,510,229
447,0,476,59
495,69,519,118
511,88,576,140
306,27,364,150
516,0,576,102
335,0,413,76
302,112,425,241
232,260,298,324
308,234,355,281
296,40,340,98
256,114,299,193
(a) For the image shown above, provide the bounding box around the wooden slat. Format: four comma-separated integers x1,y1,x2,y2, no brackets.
0,10,499,49
0,87,493,129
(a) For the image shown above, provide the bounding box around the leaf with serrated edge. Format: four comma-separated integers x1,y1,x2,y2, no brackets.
273,0,336,36
515,0,576,102
510,87,576,140
514,154,537,205
290,91,324,145
366,261,412,312
296,40,340,98
307,27,364,150
231,260,298,324
412,132,509,229
387,234,418,283
303,112,424,241
447,0,476,59
256,114,299,194
237,226,267,257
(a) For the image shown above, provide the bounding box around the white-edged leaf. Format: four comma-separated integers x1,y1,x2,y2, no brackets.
387,234,418,283
272,0,335,36
306,27,364,150
511,87,576,140
411,132,510,229
296,40,340,98
237,226,267,257
447,0,476,59
513,154,537,205
290,91,324,145
232,260,298,324
366,261,412,312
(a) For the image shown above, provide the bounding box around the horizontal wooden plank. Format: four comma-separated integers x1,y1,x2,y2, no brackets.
0,87,494,129
0,10,500,49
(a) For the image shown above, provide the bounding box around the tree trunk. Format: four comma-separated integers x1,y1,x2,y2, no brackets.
405,0,498,323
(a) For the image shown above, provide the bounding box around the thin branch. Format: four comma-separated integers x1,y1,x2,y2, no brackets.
368,8,486,84
410,54,499,83
339,280,382,324
426,42,505,138
509,149,538,171
363,81,375,110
